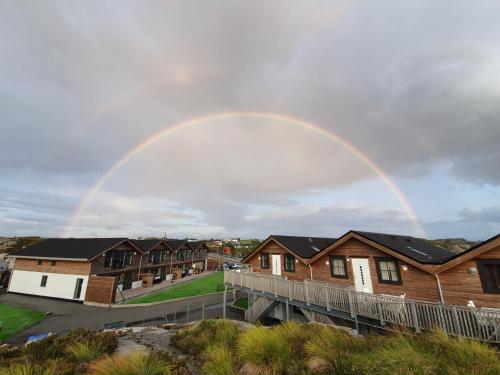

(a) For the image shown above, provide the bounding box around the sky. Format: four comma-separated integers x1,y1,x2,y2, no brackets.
1,0,499,241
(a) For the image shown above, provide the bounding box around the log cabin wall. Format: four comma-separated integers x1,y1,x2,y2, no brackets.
84,275,117,304
246,241,310,281
311,238,441,302
439,245,500,308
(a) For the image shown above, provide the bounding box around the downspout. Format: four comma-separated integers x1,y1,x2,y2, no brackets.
308,264,313,280
169,252,174,275
434,273,445,304
138,253,143,281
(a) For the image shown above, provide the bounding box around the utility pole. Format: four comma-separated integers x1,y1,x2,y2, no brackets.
219,239,223,270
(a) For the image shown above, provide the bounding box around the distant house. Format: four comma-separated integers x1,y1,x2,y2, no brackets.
8,237,208,304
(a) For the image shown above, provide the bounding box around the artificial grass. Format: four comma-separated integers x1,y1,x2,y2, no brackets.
0,304,45,341
126,272,224,304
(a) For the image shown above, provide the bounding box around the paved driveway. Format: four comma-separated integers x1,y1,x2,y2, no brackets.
0,291,243,344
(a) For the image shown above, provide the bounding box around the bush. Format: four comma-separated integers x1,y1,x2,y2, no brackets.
88,352,172,375
172,320,239,355
1,359,72,375
66,340,104,362
202,344,236,375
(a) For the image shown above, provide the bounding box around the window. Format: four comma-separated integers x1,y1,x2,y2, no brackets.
375,258,402,285
285,255,295,272
104,251,133,268
73,278,84,299
477,260,500,294
51,260,56,266
37,260,43,265
40,275,48,287
261,253,270,269
330,256,348,279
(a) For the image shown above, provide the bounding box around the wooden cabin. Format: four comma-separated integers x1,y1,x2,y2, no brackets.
242,235,336,281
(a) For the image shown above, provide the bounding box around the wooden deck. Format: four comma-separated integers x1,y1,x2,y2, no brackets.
225,270,500,343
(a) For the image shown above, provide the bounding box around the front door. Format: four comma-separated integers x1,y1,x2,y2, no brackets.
351,258,373,293
271,254,281,276
122,271,133,290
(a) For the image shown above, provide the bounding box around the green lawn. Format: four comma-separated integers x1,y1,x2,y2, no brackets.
126,271,224,304
233,296,248,309
0,304,45,341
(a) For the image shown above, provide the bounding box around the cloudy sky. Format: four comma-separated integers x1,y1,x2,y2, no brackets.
1,1,499,241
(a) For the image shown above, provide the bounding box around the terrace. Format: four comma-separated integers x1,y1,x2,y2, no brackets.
225,269,500,343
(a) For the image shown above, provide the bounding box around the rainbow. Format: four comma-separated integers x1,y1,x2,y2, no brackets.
64,112,424,237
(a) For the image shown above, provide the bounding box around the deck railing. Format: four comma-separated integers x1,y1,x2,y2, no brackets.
225,270,500,343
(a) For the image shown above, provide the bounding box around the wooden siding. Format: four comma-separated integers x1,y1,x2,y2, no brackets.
14,258,90,275
90,242,142,275
311,238,441,302
439,245,500,308
84,275,116,304
245,241,310,281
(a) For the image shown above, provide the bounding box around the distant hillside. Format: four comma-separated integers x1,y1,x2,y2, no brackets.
430,238,479,254
0,237,42,253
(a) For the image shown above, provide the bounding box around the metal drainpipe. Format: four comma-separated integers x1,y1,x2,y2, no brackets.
308,264,313,280
434,273,445,304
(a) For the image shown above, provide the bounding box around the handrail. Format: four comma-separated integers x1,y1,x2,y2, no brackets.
224,270,500,343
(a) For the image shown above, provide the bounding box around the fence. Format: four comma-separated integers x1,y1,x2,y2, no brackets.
225,270,500,343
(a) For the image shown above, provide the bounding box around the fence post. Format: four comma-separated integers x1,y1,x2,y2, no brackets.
324,286,331,311
285,300,290,321
274,278,278,297
410,302,420,333
288,282,292,301
438,303,448,336
223,285,227,319
305,282,311,306
202,299,205,320
186,303,190,323
376,295,385,326
451,306,461,337
348,290,356,318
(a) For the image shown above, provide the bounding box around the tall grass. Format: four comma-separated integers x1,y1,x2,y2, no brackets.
1,359,69,375
202,344,236,375
66,339,104,362
88,352,172,375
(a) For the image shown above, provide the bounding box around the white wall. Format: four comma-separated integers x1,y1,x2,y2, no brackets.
8,270,89,301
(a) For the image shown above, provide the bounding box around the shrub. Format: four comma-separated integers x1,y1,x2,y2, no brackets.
66,340,103,362
202,344,236,375
88,352,172,375
172,320,239,355
1,359,72,375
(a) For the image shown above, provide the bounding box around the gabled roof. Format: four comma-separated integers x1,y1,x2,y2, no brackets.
188,240,207,250
130,239,165,252
435,233,500,273
352,231,455,264
164,239,188,251
272,235,337,259
10,238,138,261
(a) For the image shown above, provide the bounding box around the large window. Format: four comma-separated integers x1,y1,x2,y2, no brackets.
104,251,133,268
285,255,295,272
261,253,270,269
477,260,500,294
40,275,48,287
330,256,348,279
375,258,402,285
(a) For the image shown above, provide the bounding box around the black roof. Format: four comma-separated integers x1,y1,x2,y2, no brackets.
165,239,188,251
130,239,164,252
11,238,131,261
272,235,337,258
188,240,206,250
353,231,455,264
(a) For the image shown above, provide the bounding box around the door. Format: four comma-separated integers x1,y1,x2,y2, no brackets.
122,271,133,290
271,254,281,276
351,258,373,293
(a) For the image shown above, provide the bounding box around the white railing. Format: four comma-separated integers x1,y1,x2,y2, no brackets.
225,270,500,343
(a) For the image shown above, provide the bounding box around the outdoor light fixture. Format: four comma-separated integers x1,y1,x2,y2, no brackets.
346,257,350,262
258,256,261,260
325,260,330,266
467,267,478,274
401,265,408,271
295,259,299,263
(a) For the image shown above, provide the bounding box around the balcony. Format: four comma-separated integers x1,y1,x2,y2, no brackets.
224,270,500,343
